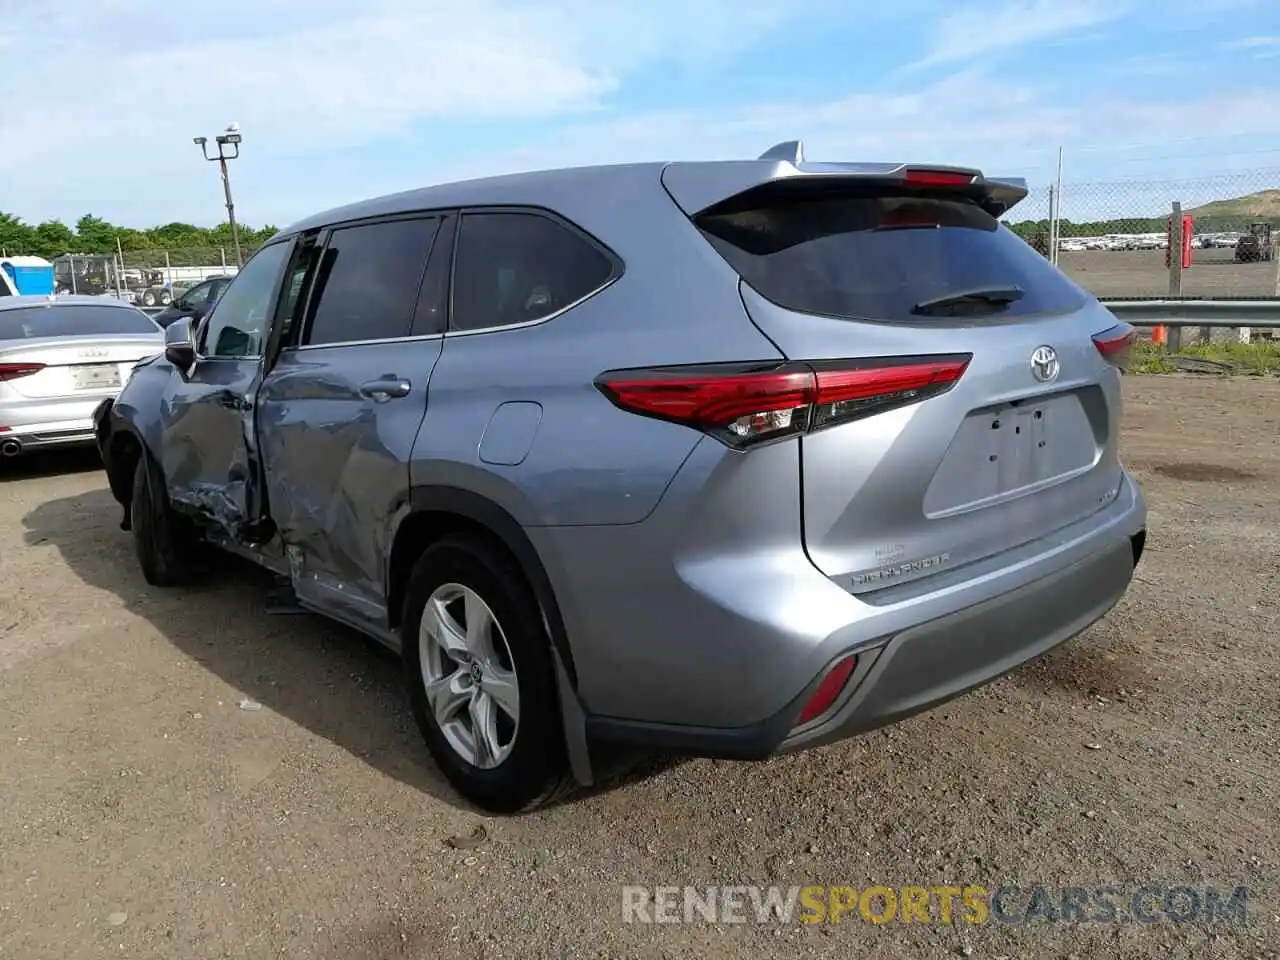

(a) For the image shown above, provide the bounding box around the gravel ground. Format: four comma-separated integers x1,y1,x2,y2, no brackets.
1,375,1277,960
1058,249,1279,299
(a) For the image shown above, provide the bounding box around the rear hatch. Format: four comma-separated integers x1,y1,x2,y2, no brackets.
0,303,162,400
668,163,1133,595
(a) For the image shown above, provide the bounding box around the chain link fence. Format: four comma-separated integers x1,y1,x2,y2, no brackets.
1006,168,1280,299
51,246,253,306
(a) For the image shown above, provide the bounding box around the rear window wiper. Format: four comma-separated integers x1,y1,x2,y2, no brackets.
911,285,1024,316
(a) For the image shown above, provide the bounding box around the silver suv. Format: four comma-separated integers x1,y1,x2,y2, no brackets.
94,142,1147,813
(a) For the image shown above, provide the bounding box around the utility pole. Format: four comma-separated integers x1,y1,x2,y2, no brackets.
1052,146,1064,266
194,123,244,267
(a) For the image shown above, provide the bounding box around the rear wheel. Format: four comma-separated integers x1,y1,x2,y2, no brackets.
131,453,203,586
402,534,568,813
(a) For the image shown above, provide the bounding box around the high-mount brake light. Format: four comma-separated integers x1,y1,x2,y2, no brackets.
595,355,971,449
903,168,977,187
1092,322,1137,369
0,362,46,382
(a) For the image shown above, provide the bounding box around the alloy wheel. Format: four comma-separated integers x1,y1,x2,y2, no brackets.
418,582,521,769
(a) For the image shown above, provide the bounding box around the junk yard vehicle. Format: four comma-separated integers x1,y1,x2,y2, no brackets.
1234,222,1274,263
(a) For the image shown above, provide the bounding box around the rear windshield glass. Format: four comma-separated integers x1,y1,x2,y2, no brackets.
696,193,1087,322
0,304,158,339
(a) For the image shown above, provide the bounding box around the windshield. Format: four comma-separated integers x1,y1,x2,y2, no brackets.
0,304,159,339
696,192,1088,323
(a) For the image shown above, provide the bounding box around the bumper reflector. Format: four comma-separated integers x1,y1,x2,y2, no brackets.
795,654,859,726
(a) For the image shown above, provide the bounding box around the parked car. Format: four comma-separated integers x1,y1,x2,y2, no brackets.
1,295,163,457
93,144,1148,813
148,275,233,328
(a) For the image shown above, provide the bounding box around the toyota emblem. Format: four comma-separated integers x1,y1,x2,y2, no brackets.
1030,345,1059,383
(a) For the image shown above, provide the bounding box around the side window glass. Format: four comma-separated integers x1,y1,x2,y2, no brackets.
451,212,614,332
303,217,439,347
278,243,320,345
199,242,290,358
176,281,206,308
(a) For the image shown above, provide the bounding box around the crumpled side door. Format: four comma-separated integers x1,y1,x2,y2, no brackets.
158,240,295,539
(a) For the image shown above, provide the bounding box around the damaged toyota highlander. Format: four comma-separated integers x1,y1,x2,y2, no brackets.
93,142,1147,813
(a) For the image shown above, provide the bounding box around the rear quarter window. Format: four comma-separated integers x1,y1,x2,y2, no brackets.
696,193,1087,323
450,212,616,332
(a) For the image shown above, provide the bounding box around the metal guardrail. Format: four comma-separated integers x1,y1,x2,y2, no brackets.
1101,300,1280,328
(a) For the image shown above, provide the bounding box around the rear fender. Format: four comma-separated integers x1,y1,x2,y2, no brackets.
388,484,594,786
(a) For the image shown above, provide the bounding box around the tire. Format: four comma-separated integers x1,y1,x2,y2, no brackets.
159,291,173,305
402,534,569,813
130,452,202,586
141,290,156,306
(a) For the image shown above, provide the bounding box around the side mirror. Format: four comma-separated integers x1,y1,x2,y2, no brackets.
164,318,197,373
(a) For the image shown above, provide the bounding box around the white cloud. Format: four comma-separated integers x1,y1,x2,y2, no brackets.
1,0,1275,227
0,0,848,168
2,2,608,167
0,0,842,223
1225,35,1280,48
905,0,1126,71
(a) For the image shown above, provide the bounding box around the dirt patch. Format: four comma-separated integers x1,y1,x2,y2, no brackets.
0,376,1278,960
1151,461,1257,482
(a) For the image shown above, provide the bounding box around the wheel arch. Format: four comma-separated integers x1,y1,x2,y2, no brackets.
388,485,578,692
96,403,149,510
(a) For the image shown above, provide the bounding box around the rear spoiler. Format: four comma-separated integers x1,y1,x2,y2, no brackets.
661,140,1029,219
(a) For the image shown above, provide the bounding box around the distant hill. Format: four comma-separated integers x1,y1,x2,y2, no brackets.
1005,187,1280,239
1186,190,1280,220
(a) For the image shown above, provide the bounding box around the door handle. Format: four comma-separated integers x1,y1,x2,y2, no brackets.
360,377,411,402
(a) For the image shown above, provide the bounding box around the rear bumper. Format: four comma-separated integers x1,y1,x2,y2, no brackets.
0,418,98,453
582,471,1146,761
1,395,114,454
775,529,1138,755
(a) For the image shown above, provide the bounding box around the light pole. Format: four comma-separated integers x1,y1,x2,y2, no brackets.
194,123,244,267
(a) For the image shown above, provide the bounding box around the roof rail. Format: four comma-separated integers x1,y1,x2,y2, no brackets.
758,140,805,164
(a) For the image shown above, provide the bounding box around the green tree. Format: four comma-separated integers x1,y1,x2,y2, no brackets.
74,214,118,253
1,210,273,261
31,221,77,258
115,227,151,251
0,213,35,256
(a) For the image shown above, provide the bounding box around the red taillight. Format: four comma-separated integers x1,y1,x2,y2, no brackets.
1093,323,1136,368
0,362,45,382
796,654,859,727
810,358,970,430
903,168,977,187
596,355,971,448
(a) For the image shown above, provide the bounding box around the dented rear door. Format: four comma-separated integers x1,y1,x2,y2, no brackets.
256,213,448,626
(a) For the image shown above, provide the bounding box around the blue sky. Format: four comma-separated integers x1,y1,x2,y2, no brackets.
1,0,1277,228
